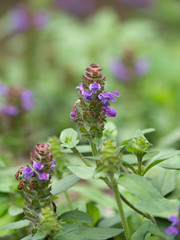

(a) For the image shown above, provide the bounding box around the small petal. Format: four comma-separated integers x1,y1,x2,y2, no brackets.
38,173,49,181
168,216,179,226
33,161,44,171
89,82,101,94
102,106,117,117
76,83,84,94
82,90,93,101
165,226,179,236
50,160,57,170
22,167,34,180
110,91,120,97
2,105,19,116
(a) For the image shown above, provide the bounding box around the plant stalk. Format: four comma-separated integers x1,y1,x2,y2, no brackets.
71,147,92,167
112,179,131,240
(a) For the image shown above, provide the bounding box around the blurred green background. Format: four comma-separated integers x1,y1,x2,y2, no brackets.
0,0,180,157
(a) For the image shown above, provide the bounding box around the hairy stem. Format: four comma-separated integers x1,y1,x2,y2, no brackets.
71,147,92,167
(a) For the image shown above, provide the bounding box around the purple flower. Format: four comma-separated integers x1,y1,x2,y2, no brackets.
102,106,117,117
12,5,48,32
82,90,93,101
33,161,44,171
168,216,179,226
98,91,120,106
21,90,34,111
111,61,130,82
22,167,34,180
89,82,101,94
50,160,57,170
2,105,19,116
0,84,8,96
135,58,149,77
76,83,84,94
53,0,95,17
166,226,179,236
38,173,49,181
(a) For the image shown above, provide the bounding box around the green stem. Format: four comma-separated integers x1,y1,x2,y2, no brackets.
89,138,98,156
137,154,143,176
71,147,92,167
120,193,156,223
112,179,131,240
64,191,73,210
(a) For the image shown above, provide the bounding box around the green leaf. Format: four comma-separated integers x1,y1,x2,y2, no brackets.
131,221,151,240
118,174,162,200
142,128,155,135
135,198,179,218
8,206,24,216
56,224,123,240
142,151,159,161
86,202,100,226
60,210,94,223
159,155,180,170
148,223,172,240
1,220,30,229
51,174,80,196
68,166,96,180
21,235,33,240
143,151,180,175
150,168,175,196
60,128,79,148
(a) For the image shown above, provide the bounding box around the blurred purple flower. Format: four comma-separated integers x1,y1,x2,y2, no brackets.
89,82,101,94
12,5,48,32
22,167,34,180
165,206,180,237
0,84,8,96
53,0,95,17
111,58,149,83
102,106,117,117
38,173,49,181
33,161,44,171
135,58,150,76
2,105,19,116
21,90,34,111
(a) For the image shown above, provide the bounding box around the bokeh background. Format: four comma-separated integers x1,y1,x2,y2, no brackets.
0,0,180,158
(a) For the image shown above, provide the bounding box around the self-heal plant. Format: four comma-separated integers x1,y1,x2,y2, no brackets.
70,63,120,139
15,144,60,236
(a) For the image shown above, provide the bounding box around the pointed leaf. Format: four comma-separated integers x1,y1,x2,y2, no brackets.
1,220,30,229
51,174,80,196
60,210,94,223
131,221,151,240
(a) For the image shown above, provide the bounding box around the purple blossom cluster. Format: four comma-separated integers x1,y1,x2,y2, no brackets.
0,84,34,117
110,49,149,83
70,64,120,138
166,206,180,237
12,4,48,32
53,0,95,17
16,144,56,183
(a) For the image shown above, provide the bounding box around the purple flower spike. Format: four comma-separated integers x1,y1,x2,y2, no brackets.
166,226,179,236
2,105,19,116
50,160,57,170
89,82,101,94
82,90,93,101
102,106,117,117
38,173,49,181
22,167,34,180
0,84,8,96
33,161,44,171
